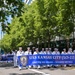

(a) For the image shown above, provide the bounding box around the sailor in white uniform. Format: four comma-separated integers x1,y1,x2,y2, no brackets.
67,48,73,54
49,48,52,54
61,48,67,54
67,48,73,67
61,48,67,67
25,47,32,55
73,50,75,54
45,48,52,67
17,47,24,70
33,48,40,69
52,48,60,67
40,48,45,54
25,47,32,68
39,48,46,68
33,48,39,55
52,48,60,55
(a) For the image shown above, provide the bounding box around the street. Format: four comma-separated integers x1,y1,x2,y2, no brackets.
0,66,75,75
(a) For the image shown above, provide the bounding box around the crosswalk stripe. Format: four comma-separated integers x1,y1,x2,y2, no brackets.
29,69,50,75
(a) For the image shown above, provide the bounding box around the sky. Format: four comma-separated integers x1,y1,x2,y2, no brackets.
0,15,12,40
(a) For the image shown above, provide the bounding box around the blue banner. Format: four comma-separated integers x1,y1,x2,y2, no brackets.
0,55,14,61
18,54,75,67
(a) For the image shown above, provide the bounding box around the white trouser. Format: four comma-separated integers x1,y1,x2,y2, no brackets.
14,56,17,66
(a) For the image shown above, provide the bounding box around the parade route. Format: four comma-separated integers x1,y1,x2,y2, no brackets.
0,67,75,75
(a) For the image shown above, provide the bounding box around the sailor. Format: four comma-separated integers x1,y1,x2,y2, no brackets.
67,48,73,54
67,48,73,67
25,47,32,55
73,50,75,54
52,48,60,68
25,47,32,68
61,48,67,67
33,48,40,69
45,48,52,67
49,48,52,54
33,48,39,55
61,48,67,54
17,47,24,70
52,48,60,55
40,48,45,54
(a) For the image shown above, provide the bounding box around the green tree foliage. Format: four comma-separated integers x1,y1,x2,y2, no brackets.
0,0,24,31
0,0,75,51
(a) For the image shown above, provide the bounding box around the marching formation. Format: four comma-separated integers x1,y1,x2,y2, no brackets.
11,47,75,70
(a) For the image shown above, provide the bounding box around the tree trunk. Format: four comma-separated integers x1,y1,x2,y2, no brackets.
66,39,69,50
48,33,51,48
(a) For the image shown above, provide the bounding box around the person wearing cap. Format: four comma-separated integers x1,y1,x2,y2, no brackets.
49,48,52,54
45,48,52,68
67,48,73,54
61,48,67,67
52,48,60,55
25,47,32,68
32,47,35,54
39,48,47,68
67,48,73,67
33,48,39,55
40,48,45,54
17,47,24,70
33,48,40,69
25,47,32,55
73,50,75,54
61,48,67,54
52,48,60,68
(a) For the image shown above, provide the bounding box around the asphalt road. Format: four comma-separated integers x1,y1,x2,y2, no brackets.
0,66,75,75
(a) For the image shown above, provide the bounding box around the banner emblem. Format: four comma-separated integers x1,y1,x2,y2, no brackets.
20,56,27,66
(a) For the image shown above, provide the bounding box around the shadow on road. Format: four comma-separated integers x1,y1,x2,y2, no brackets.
0,62,13,67
10,73,42,75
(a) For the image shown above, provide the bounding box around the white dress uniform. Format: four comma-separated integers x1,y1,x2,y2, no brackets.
13,52,17,67
52,50,60,67
45,50,52,67
24,50,32,68
24,51,32,55
39,51,46,54
61,51,67,54
67,48,73,66
39,51,46,68
33,51,40,68
17,50,24,70
33,51,39,55
73,50,75,54
52,51,60,55
61,51,67,67
17,51,24,56
67,51,74,54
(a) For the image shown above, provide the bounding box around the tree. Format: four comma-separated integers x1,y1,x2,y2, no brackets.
0,0,24,31
56,0,75,49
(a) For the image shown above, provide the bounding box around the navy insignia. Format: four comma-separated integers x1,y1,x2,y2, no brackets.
20,56,27,66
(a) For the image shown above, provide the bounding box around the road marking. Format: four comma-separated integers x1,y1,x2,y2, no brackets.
29,69,50,75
